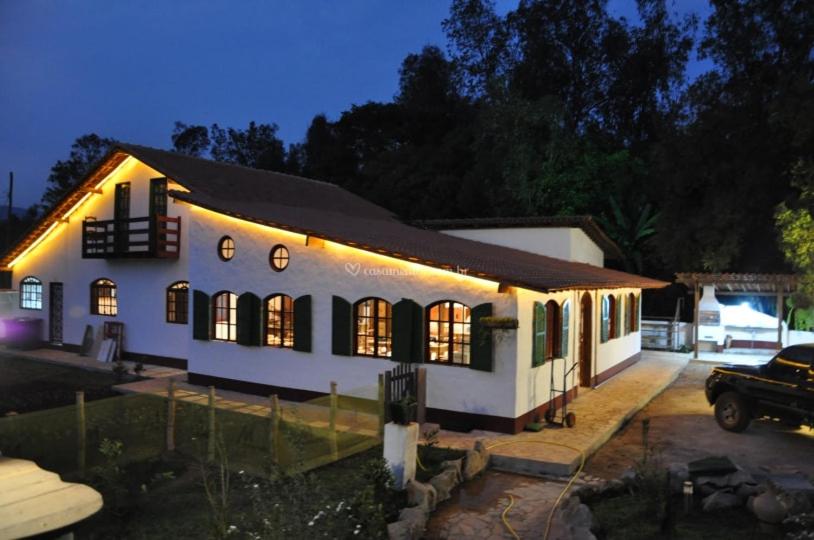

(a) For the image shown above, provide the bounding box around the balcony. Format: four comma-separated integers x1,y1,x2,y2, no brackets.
82,215,181,259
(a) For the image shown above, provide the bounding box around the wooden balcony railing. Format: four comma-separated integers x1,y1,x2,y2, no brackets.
82,215,181,259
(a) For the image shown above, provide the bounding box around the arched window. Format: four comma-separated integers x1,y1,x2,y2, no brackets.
601,294,615,343
427,301,471,365
561,300,570,357
354,297,392,358
265,294,294,348
90,278,117,316
20,276,42,310
166,281,189,324
626,293,636,334
212,291,237,341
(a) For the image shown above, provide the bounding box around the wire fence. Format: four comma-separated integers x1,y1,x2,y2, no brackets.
0,381,384,479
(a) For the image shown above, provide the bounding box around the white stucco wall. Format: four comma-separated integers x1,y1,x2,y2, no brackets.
440,227,604,267
187,206,519,418
514,288,580,418
7,157,190,359
594,288,642,377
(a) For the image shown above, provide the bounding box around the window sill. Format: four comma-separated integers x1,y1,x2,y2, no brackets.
166,320,188,325
424,359,471,368
19,307,43,311
353,353,392,360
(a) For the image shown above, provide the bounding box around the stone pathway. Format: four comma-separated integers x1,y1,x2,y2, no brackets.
436,350,689,475
426,470,574,539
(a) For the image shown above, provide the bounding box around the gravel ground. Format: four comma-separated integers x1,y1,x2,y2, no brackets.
584,360,814,479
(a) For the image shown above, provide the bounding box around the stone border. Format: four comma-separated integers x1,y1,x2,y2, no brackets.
387,441,490,540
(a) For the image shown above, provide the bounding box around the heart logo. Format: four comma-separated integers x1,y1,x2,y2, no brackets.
345,262,361,276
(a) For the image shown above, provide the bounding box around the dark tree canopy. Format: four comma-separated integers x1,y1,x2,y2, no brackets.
42,134,115,208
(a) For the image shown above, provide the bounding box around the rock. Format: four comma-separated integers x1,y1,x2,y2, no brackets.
768,474,814,495
557,496,597,540
752,488,787,524
406,480,437,512
430,469,459,502
440,458,463,482
702,491,741,512
387,508,427,540
777,489,812,516
620,467,637,485
727,470,757,488
574,484,599,502
737,483,760,499
688,456,738,477
599,479,626,496
695,475,730,488
668,463,690,494
463,449,486,480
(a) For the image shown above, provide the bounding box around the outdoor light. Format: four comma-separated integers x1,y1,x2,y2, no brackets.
683,481,693,495
683,480,694,514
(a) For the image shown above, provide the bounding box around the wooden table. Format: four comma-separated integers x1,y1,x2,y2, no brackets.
0,457,102,540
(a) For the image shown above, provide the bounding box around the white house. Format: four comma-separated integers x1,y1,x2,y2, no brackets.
1,144,666,433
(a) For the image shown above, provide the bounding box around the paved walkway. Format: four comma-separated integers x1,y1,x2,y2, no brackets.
0,346,184,379
436,350,689,476
426,470,577,540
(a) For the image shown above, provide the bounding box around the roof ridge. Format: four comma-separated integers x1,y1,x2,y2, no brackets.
117,142,343,189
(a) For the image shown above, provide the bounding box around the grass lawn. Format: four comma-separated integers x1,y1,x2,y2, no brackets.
0,355,134,415
74,446,401,539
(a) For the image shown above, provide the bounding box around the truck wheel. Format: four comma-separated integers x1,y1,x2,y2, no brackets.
714,392,751,432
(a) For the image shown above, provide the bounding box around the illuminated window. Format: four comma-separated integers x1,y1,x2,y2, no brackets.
212,291,237,341
269,244,289,272
265,294,294,348
427,301,471,365
166,281,189,324
354,297,392,358
19,276,42,310
218,236,235,261
90,278,117,316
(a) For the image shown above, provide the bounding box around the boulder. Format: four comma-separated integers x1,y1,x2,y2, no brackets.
440,458,463,482
777,489,812,516
387,507,427,540
620,467,637,485
727,470,757,488
430,469,459,502
463,449,487,481
751,489,787,524
406,480,437,512
688,456,738,477
702,491,741,512
736,483,760,499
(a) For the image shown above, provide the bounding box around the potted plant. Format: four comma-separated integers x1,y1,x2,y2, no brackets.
478,316,519,329
389,393,417,425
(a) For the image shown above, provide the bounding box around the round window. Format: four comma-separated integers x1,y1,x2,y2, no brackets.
218,236,235,261
269,244,289,272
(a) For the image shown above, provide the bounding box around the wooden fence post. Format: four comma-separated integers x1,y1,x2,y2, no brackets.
377,373,385,436
207,386,216,462
329,381,338,461
416,367,427,425
76,391,86,478
166,379,176,452
269,394,280,464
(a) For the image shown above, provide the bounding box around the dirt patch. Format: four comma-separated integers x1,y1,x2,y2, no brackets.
585,361,814,479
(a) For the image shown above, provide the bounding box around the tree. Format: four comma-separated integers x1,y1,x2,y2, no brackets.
210,121,288,171
171,122,210,157
776,160,814,302
42,134,115,208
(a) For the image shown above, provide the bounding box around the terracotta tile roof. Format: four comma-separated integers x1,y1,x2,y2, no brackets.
415,216,624,260
4,144,668,292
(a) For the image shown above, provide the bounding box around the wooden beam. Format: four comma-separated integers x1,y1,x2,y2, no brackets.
81,188,103,195
305,235,325,248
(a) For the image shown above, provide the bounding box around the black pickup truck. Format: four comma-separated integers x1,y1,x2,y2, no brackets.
705,344,814,432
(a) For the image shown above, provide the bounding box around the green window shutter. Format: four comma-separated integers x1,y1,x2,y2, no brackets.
236,292,261,346
561,300,570,357
636,293,642,331
192,290,210,341
532,302,546,367
293,295,312,352
332,296,352,355
392,298,421,363
600,296,609,343
616,296,623,338
470,303,493,372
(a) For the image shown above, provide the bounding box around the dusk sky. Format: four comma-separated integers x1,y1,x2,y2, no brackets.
0,0,711,208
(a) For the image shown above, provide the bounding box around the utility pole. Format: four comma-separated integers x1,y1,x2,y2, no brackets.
6,172,12,250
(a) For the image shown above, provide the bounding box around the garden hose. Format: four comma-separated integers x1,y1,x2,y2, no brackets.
485,440,586,540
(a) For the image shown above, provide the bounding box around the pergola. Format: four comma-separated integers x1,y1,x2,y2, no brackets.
675,273,799,359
